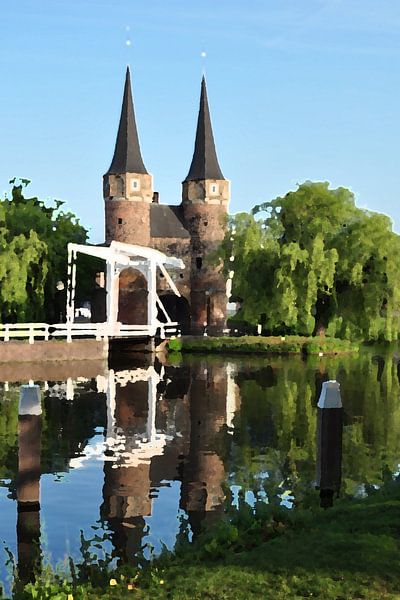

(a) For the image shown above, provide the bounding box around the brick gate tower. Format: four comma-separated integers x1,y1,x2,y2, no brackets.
182,76,230,334
103,67,153,247
103,68,230,334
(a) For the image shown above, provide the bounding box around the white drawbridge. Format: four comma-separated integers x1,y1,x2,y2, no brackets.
0,241,184,343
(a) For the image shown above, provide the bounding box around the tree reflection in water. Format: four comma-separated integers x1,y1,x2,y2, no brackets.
0,347,399,586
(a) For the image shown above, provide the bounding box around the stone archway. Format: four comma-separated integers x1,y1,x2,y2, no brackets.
118,267,148,325
158,294,191,334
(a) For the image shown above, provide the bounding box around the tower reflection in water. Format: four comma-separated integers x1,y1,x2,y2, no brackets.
100,358,238,561
11,359,239,574
180,363,229,536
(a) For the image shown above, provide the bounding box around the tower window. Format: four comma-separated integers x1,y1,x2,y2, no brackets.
116,176,125,196
118,218,123,225
131,178,140,191
210,184,218,195
196,257,203,270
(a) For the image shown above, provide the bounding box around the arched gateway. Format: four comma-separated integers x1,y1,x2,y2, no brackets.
0,241,184,345
66,241,185,339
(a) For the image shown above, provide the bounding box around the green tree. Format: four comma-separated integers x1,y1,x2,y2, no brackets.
220,182,400,341
0,179,91,322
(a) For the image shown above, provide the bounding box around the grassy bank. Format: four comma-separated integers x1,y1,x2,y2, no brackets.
167,335,359,356
10,480,400,599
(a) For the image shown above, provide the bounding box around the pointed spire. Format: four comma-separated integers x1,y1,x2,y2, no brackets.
184,76,225,182
106,67,148,175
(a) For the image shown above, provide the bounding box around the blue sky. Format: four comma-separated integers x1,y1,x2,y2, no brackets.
1,0,400,242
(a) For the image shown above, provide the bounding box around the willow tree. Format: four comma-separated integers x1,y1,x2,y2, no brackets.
220,182,400,341
0,179,88,322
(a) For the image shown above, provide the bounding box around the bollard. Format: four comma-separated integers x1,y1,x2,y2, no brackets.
17,384,42,583
316,380,343,508
17,385,42,508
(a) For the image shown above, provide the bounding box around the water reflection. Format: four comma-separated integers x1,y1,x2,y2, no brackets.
100,363,175,564
180,363,232,536
1,348,400,588
99,360,238,559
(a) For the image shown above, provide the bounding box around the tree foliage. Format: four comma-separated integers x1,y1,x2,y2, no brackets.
220,182,400,341
0,179,88,322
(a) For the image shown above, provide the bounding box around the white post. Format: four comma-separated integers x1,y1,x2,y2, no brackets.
66,246,73,323
106,369,116,441
106,260,113,327
70,250,77,323
226,363,239,432
106,261,120,335
66,250,76,341
96,374,107,394
66,378,74,401
146,370,157,443
147,259,158,330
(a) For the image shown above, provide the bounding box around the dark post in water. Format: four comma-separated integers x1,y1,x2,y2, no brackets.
316,380,343,508
16,384,42,583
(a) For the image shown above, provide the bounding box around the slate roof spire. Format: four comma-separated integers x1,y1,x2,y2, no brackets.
106,67,148,175
184,76,225,182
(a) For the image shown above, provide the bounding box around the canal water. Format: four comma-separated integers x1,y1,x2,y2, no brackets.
0,348,399,591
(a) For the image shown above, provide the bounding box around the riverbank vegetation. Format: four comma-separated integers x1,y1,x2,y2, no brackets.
218,182,400,342
167,335,359,355
0,179,94,323
6,476,400,599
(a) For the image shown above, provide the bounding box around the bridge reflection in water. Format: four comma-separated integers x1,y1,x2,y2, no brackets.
4,349,398,590
9,356,241,572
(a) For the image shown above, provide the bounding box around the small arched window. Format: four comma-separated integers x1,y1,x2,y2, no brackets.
210,184,218,195
131,178,140,191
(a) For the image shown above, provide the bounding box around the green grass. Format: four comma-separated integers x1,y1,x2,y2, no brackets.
167,335,359,356
10,481,400,599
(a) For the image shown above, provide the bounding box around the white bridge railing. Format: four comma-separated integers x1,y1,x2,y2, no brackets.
0,323,50,344
0,321,178,344
0,242,184,345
